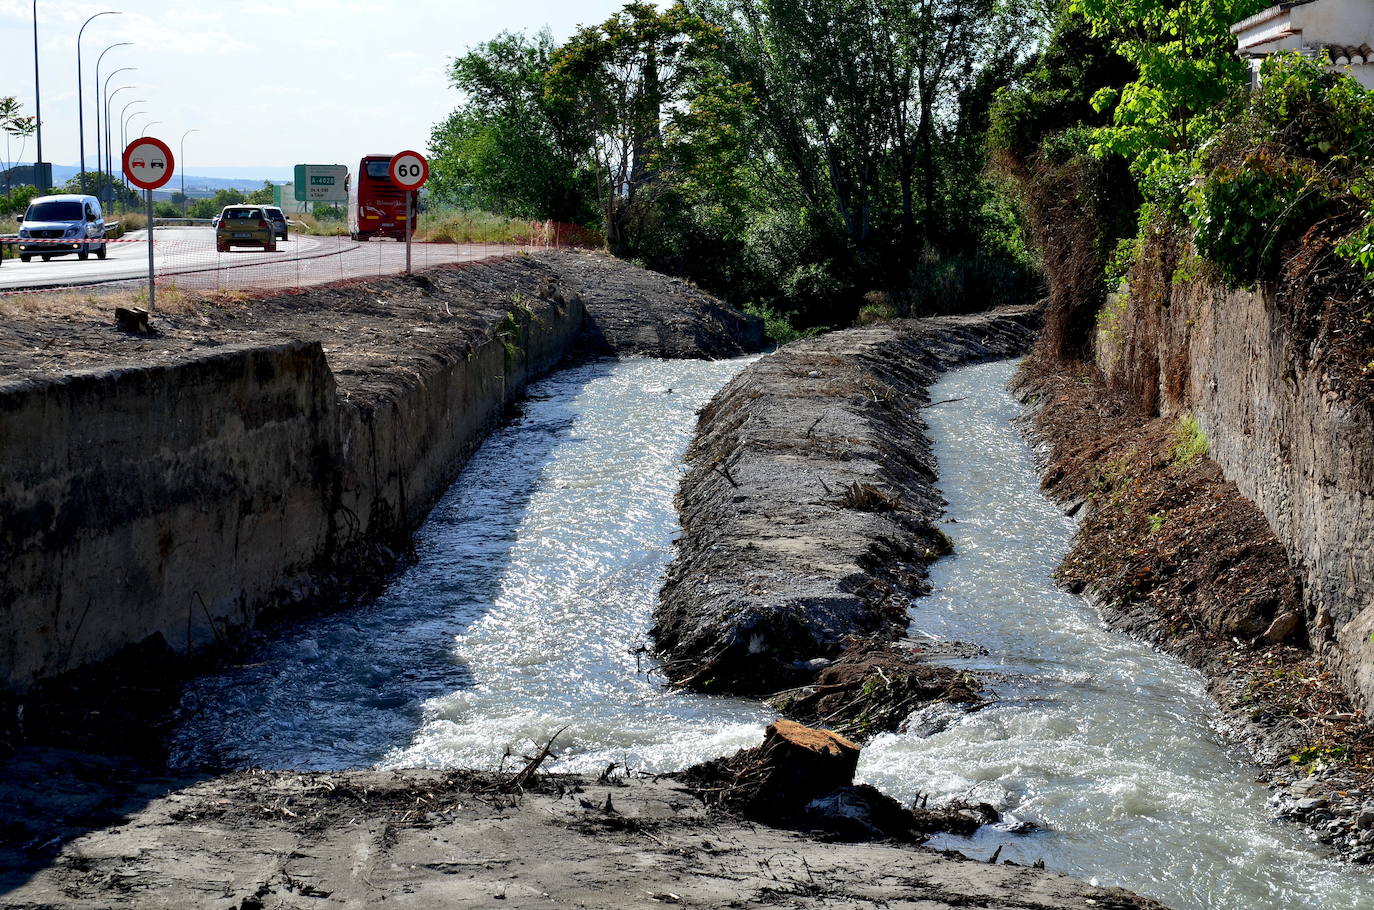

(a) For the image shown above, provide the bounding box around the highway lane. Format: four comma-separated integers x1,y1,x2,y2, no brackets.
0,227,524,294
0,227,332,291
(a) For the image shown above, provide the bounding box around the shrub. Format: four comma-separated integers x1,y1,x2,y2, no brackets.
1190,150,1327,287
743,301,828,346
1171,414,1209,466
1191,53,1374,286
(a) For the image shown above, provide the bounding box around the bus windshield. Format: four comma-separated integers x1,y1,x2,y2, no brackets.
364,161,391,180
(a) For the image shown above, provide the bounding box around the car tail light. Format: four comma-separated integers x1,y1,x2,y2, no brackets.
258,219,269,229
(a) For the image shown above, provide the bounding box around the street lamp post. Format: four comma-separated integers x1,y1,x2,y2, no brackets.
139,120,160,139
103,75,135,203
94,44,131,204
105,86,134,208
31,1,45,191
77,11,120,190
120,105,145,154
180,129,199,212
120,105,146,195
98,62,134,204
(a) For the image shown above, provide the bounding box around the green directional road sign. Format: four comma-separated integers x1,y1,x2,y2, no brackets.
293,164,349,202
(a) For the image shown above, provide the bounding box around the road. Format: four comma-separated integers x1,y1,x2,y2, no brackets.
0,227,523,294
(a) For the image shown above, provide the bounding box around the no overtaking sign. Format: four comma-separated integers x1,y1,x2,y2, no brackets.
123,137,174,191
121,137,175,314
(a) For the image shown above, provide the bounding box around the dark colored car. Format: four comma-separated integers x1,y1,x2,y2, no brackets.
262,205,289,241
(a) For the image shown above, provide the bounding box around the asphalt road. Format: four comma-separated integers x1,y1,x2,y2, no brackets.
0,227,522,294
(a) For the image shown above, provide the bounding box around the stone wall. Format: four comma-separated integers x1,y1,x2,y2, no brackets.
0,295,582,695
1095,282,1374,710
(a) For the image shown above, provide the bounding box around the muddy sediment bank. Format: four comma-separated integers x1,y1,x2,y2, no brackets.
653,305,1039,706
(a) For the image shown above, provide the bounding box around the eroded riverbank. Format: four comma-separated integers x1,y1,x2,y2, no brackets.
860,359,1374,910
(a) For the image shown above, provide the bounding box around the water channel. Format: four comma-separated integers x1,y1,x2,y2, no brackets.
173,354,1374,910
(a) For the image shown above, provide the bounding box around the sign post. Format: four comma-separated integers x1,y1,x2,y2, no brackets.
122,137,175,313
388,151,428,275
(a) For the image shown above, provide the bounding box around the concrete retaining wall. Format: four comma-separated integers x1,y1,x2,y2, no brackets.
1095,282,1374,711
0,295,582,695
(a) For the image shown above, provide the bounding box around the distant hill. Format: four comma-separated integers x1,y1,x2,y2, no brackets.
4,163,288,197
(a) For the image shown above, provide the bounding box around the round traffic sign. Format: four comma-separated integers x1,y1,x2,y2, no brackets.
122,137,175,191
389,150,428,190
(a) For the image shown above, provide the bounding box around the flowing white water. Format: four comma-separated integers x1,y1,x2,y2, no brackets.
172,357,771,774
858,358,1374,910
172,352,1373,910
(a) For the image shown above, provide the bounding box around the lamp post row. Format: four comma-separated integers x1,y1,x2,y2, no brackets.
26,4,196,203
76,10,119,191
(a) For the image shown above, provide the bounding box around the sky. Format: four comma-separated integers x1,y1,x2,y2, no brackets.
0,0,636,179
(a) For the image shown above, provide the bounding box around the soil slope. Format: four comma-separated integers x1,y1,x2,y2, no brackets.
0,250,764,389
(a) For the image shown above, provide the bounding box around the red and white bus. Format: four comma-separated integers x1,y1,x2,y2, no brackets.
348,154,409,241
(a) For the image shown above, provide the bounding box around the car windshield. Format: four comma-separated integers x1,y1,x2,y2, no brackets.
24,200,83,222
225,209,262,220
364,161,391,180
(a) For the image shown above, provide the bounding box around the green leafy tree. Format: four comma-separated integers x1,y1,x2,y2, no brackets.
429,29,595,222
247,181,275,205
1,96,37,189
547,3,706,250
1070,0,1269,205
188,188,248,220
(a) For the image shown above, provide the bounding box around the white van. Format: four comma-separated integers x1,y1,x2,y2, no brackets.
17,194,108,262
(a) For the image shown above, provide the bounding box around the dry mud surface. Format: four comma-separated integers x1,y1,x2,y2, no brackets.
0,762,1162,910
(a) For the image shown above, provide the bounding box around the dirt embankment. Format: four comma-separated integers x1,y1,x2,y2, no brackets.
0,250,761,384
0,756,1162,910
546,249,765,359
1014,357,1374,863
653,306,1039,708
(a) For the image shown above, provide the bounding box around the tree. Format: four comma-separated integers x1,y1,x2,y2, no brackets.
547,3,705,250
678,0,1046,322
1070,0,1269,204
1,96,37,191
429,29,596,222
188,188,247,220
247,181,275,205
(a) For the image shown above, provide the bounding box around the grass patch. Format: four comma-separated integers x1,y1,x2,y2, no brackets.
857,291,897,325
0,284,255,320
290,212,350,236
416,210,533,244
1171,414,1209,466
1095,293,1129,348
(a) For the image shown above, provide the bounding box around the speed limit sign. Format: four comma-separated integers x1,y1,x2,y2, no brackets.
390,151,428,190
